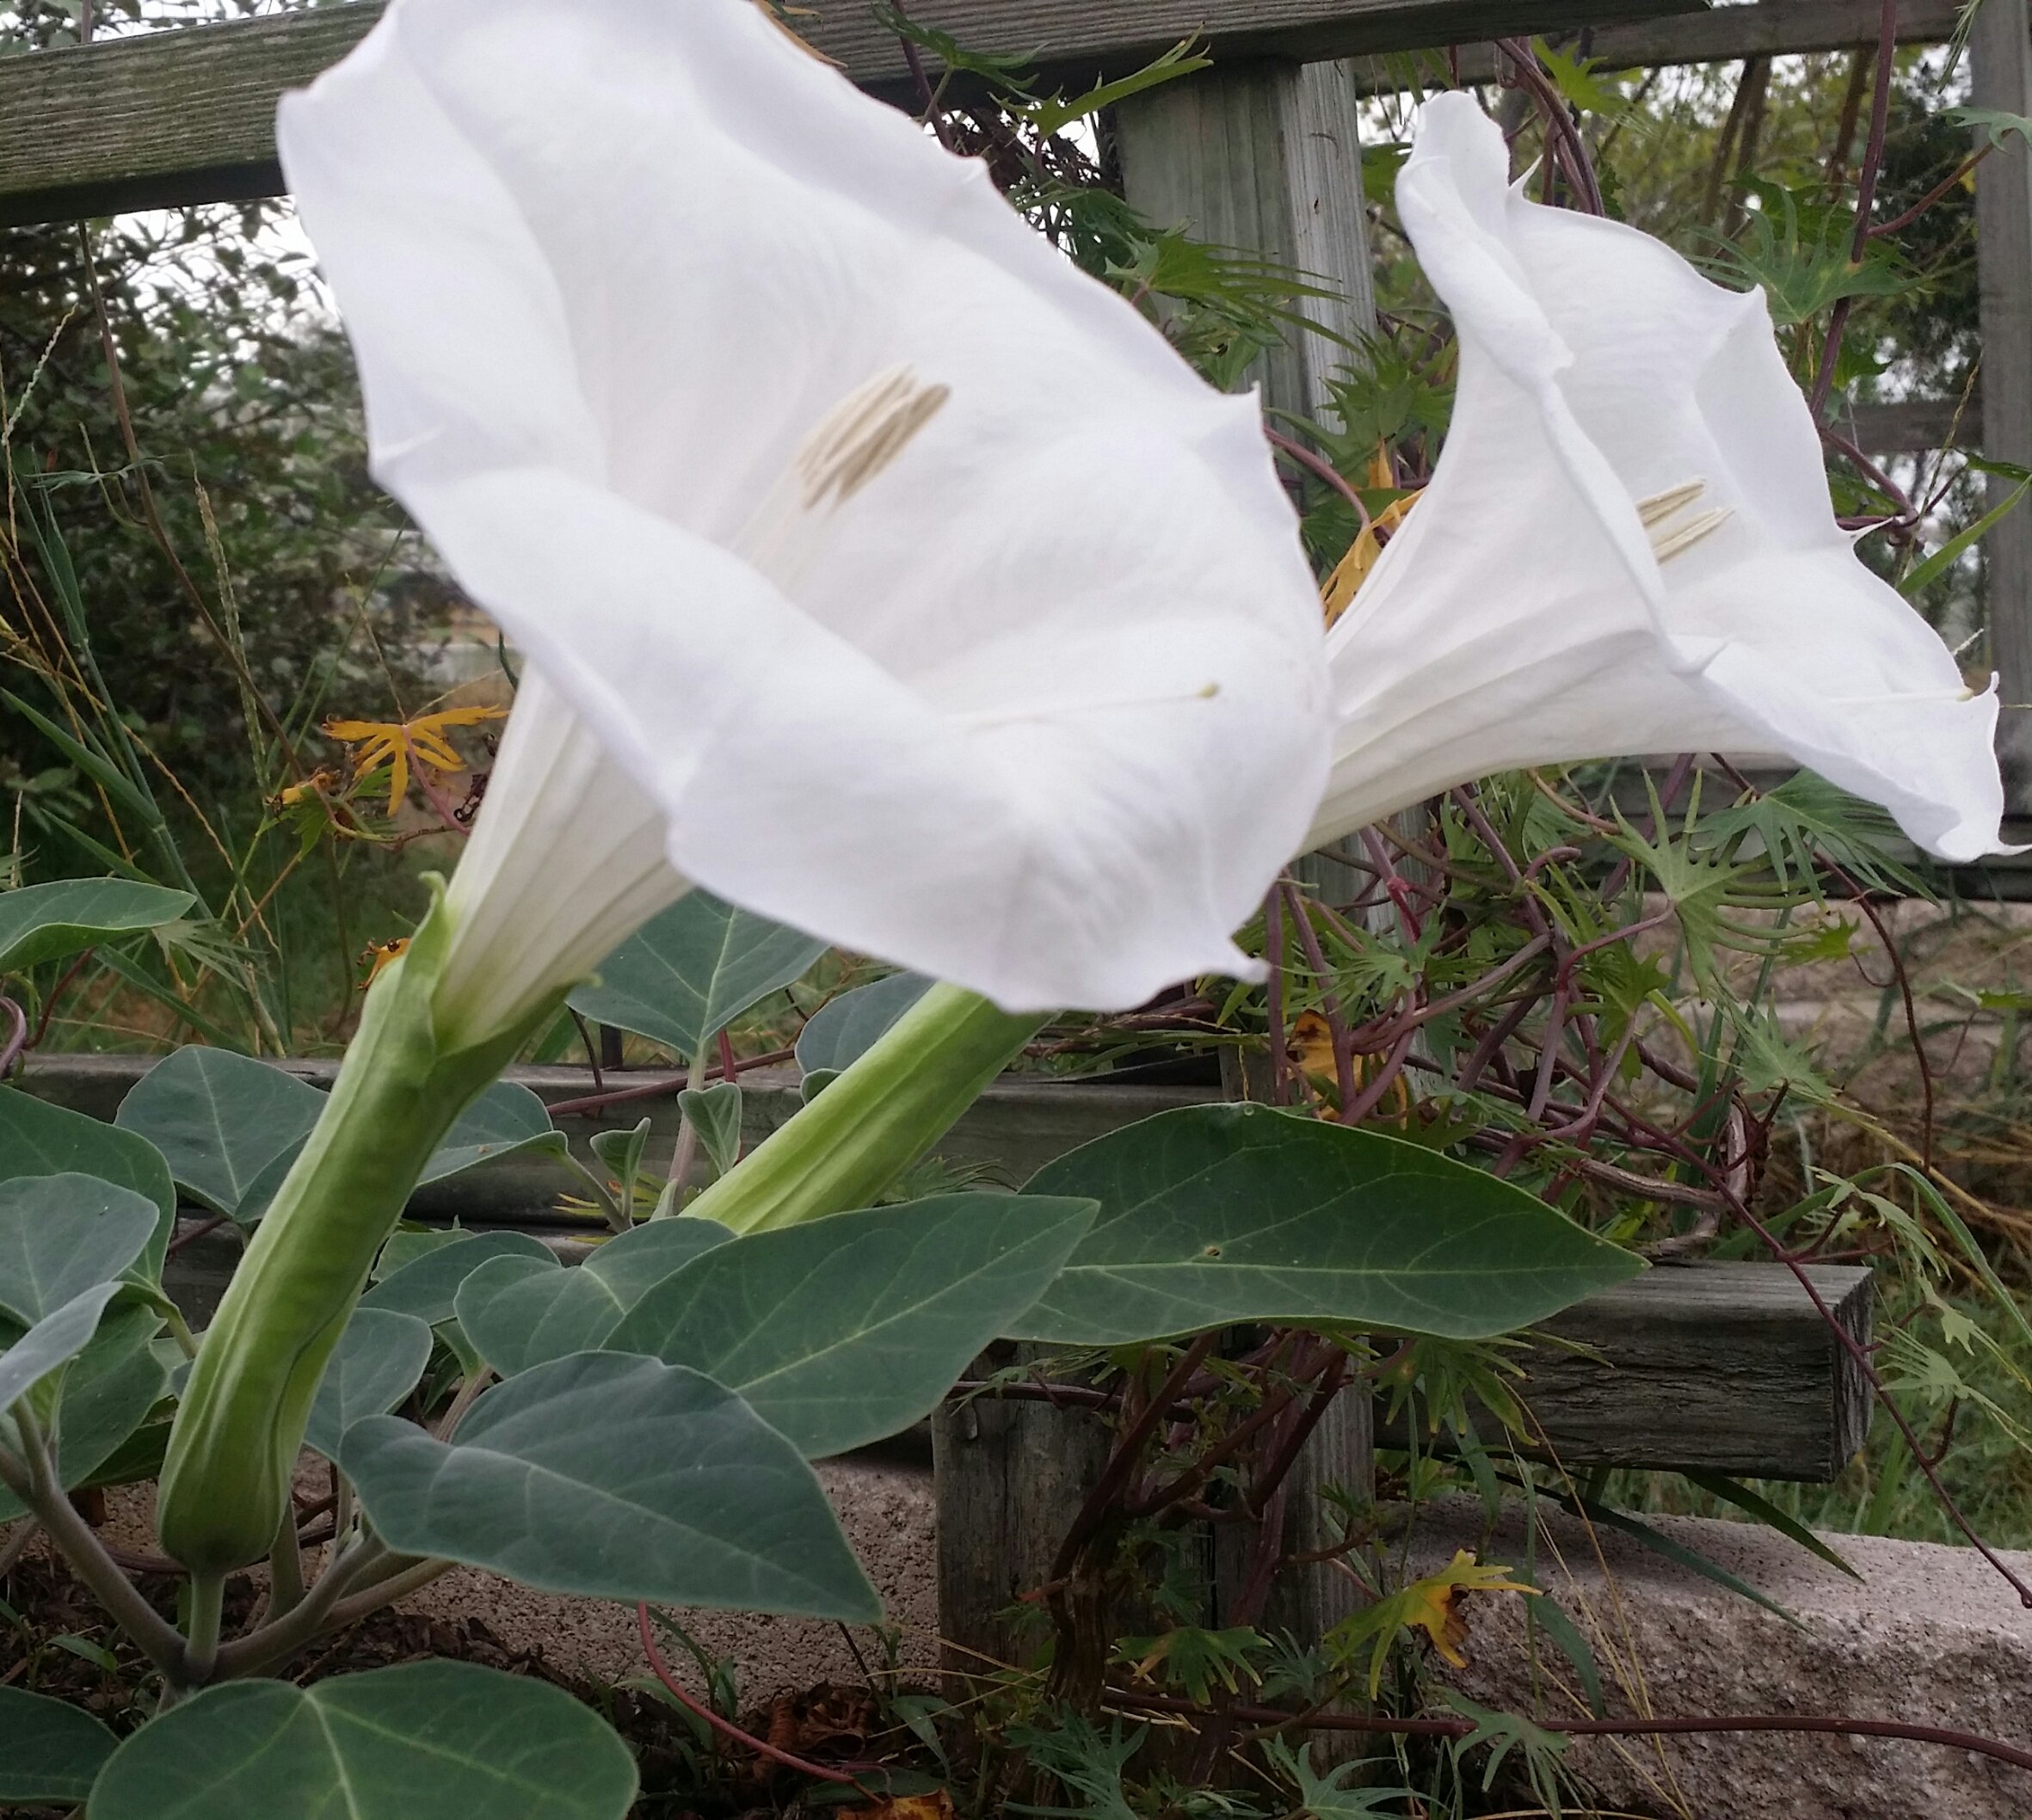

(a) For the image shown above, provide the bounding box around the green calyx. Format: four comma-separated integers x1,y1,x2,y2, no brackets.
684,982,1046,1235
157,880,557,1577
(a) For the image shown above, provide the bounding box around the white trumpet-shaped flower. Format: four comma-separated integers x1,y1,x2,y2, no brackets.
1308,93,2010,863
279,0,1329,1033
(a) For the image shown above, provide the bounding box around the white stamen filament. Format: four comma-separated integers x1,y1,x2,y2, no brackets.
950,680,1222,733
735,365,951,592
1638,478,1733,564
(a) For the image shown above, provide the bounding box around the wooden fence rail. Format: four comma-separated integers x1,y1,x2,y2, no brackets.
0,0,1702,226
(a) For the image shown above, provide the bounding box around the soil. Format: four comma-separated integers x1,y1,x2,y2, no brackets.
1,1549,942,1818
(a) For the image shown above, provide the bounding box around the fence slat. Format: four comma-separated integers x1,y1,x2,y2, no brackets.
1355,0,1959,89
1114,59,1382,1646
0,0,1709,227
1974,0,2032,815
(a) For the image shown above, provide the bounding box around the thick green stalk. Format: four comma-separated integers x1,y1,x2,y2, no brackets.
685,982,1046,1234
157,888,546,1576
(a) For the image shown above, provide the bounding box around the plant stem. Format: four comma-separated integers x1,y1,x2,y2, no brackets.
685,983,1045,1234
182,1572,225,1685
268,1506,305,1621
0,1416,187,1678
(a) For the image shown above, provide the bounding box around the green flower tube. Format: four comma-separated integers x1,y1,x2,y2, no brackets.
157,886,555,1575
685,982,1046,1234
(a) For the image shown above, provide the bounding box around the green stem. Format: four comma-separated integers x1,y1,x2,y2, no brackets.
0,1413,186,1679
685,983,1047,1234
157,886,549,1576
182,1572,225,1685
267,1505,305,1622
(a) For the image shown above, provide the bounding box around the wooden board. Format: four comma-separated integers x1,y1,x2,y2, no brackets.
13,1053,1216,1221
936,1261,1874,1664
0,0,1708,225
1377,1261,1875,1481
1355,0,1961,89
1974,0,2032,815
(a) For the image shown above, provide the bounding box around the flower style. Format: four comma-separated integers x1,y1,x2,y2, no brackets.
1308,93,2010,864
277,0,1329,1031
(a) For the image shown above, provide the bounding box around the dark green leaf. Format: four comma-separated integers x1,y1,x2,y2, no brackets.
0,1090,175,1281
0,1685,116,1805
342,1352,879,1621
455,1221,731,1377
607,1194,1095,1457
569,893,826,1062
1681,1470,1862,1579
0,1305,167,1522
0,878,194,974
360,1231,554,1326
1016,1105,1642,1344
87,1661,637,1820
795,972,933,1078
678,1083,743,1178
305,1308,434,1461
0,1283,121,1412
114,1047,323,1224
419,1081,568,1184
0,1174,158,1324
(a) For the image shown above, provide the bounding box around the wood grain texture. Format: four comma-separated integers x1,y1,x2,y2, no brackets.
1115,56,1382,1640
1841,394,1984,453
1359,0,1961,88
0,0,1705,224
934,1263,1871,1660
1974,0,2032,813
15,1053,1214,1221
1381,1261,1875,1480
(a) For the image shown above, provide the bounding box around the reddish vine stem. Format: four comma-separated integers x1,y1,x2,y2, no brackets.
28,946,95,1049
1282,885,1360,1120
1812,0,1900,415
1102,1689,2032,1774
637,1604,877,1793
545,1046,795,1119
0,996,25,1079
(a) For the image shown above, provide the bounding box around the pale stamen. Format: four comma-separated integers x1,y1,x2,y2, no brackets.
949,680,1222,733
1637,478,1733,564
1635,478,1708,528
735,366,951,593
797,366,951,509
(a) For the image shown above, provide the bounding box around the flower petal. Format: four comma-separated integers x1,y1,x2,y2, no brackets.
278,0,1328,1012
1313,93,2009,862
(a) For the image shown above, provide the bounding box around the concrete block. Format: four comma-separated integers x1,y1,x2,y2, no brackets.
1408,1497,2032,1820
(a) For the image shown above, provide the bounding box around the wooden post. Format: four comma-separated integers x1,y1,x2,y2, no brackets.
1974,0,2032,813
1117,62,1379,1642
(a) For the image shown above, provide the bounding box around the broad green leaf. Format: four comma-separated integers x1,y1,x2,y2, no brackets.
87,1661,637,1820
342,1352,879,1621
588,1117,651,1210
0,1174,158,1324
360,1230,555,1327
1015,1104,1642,1344
0,1089,175,1281
568,892,826,1061
114,1047,323,1224
419,1080,569,1184
678,1082,742,1177
305,1308,434,1461
373,1227,474,1278
795,972,932,1078
0,1283,121,1412
455,1220,730,1377
608,1194,1094,1457
0,1305,168,1522
0,1685,116,1805
0,878,194,975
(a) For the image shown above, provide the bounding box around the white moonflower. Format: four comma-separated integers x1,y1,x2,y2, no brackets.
278,0,1330,1033
1308,93,2010,864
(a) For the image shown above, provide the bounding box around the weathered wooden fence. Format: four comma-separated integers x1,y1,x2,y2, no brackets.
11,0,2001,1657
